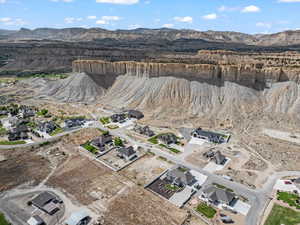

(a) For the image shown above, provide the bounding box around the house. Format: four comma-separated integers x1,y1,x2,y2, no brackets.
29,192,60,215
201,186,235,206
213,151,227,165
19,106,35,118
38,121,57,134
8,125,29,141
110,113,126,123
117,146,137,161
90,134,113,151
27,215,45,225
65,211,90,225
127,110,144,120
158,133,177,145
65,118,85,128
192,128,226,144
165,166,196,187
133,124,155,137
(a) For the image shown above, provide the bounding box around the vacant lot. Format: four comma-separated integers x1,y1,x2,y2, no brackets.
264,204,300,225
120,154,173,186
47,155,130,205
103,186,187,225
0,149,51,192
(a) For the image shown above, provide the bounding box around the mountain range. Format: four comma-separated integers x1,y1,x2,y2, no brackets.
1,27,300,46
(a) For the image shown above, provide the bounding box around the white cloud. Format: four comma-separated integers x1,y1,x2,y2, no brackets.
96,0,139,4
0,17,11,22
218,5,239,12
64,17,82,24
87,16,97,20
174,16,193,23
101,16,120,21
128,24,141,29
202,13,217,20
241,5,260,13
162,24,174,28
0,0,7,4
256,22,272,29
96,20,107,25
278,0,300,2
0,17,27,26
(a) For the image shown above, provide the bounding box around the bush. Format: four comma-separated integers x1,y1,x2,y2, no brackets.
37,109,48,116
100,117,110,125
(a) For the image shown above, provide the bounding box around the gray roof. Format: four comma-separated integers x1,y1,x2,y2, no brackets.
31,192,56,208
202,186,235,205
167,167,195,185
117,146,136,157
128,110,144,119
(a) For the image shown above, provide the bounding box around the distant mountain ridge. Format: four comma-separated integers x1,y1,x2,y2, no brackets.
1,27,300,46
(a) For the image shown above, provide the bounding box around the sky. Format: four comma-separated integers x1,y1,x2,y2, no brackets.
0,0,300,34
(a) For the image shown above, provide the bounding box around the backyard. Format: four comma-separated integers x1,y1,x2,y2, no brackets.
0,140,26,145
277,191,300,209
264,204,300,225
82,142,98,154
195,203,217,219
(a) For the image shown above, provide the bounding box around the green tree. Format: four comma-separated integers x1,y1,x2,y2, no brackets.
114,137,123,147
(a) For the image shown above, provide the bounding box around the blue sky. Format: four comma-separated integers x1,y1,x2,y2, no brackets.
0,0,300,34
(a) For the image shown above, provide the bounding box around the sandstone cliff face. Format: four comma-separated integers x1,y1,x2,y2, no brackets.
72,59,300,90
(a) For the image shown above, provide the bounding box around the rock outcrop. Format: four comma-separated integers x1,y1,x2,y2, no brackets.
72,54,300,90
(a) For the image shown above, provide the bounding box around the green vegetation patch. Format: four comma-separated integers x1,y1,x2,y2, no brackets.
0,127,7,136
50,127,64,136
264,204,300,225
148,136,158,144
114,137,123,147
165,184,181,191
277,191,300,209
0,213,11,225
82,142,98,154
196,203,217,219
37,109,49,116
107,125,119,129
0,140,26,145
100,117,110,125
159,144,181,154
213,183,234,193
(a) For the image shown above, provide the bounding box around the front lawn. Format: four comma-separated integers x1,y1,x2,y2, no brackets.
0,127,7,136
100,117,110,125
82,142,98,154
50,127,64,136
277,191,300,209
0,140,26,145
159,144,181,154
264,204,300,225
196,203,217,219
107,125,119,129
148,136,158,144
0,213,10,225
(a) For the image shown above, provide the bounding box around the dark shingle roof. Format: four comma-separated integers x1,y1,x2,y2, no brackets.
31,192,56,208
117,146,136,157
202,186,235,205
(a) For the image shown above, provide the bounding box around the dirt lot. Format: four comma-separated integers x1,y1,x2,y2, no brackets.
61,128,102,146
0,149,51,191
120,154,173,186
102,186,187,225
47,155,130,205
